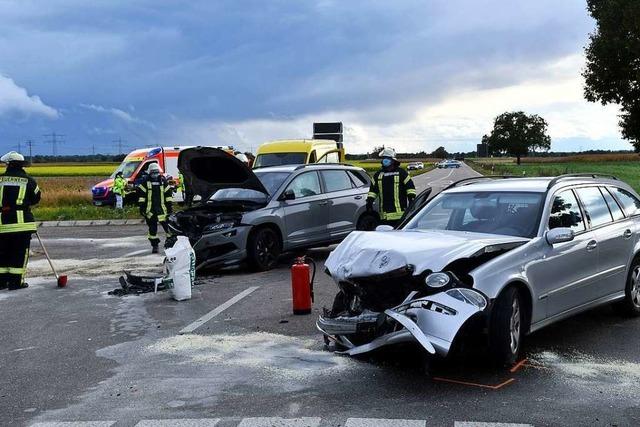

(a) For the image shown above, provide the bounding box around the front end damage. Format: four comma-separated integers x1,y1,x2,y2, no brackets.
319,230,527,358
317,275,488,357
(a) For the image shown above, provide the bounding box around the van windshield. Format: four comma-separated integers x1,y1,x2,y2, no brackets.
254,153,307,168
110,161,141,179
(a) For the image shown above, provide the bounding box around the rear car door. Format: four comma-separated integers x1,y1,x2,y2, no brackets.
530,189,599,318
319,169,364,238
281,171,329,246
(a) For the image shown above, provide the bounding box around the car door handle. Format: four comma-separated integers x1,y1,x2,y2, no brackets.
354,195,363,200
623,229,633,239
586,240,598,251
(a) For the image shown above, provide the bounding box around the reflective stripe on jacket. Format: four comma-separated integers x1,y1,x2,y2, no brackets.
367,167,416,220
0,167,41,233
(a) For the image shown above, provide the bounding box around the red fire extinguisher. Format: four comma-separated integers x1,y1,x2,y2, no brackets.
291,256,315,315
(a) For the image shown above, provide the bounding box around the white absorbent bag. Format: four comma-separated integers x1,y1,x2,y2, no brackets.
164,236,196,301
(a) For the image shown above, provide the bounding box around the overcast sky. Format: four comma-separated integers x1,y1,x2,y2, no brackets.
0,0,628,155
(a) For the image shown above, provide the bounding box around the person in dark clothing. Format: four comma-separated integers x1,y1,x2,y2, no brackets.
366,147,416,228
0,151,41,290
136,163,174,253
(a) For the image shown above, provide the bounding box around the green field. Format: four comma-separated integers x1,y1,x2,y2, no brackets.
0,163,119,177
470,160,640,192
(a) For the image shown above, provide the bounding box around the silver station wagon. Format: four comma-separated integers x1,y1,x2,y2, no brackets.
319,174,640,365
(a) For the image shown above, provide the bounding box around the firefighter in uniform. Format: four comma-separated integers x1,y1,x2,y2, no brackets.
366,147,416,227
0,151,41,290
136,163,173,253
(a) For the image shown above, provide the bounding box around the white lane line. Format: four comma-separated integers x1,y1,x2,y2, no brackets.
345,418,426,427
455,423,533,427
135,419,220,426
30,423,116,427
179,286,260,334
237,417,321,427
124,249,151,258
427,168,455,185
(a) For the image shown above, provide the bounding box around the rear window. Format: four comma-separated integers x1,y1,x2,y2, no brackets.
611,187,640,216
254,153,307,168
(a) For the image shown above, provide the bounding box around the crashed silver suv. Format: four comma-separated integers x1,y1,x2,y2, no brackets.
168,147,376,271
319,174,640,365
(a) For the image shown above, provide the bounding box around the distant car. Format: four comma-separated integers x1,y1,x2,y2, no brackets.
319,174,640,365
168,147,377,271
437,160,461,169
407,162,424,171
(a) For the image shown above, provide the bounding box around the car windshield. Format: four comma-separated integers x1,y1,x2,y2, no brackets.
110,160,141,178
210,188,268,203
254,153,307,168
255,171,290,194
404,191,543,238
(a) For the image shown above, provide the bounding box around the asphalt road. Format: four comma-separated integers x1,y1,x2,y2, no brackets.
2,163,640,427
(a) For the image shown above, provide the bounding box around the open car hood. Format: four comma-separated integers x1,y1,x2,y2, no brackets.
325,230,528,282
178,147,268,200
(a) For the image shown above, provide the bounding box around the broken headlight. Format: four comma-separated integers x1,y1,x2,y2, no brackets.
445,288,487,309
425,272,450,289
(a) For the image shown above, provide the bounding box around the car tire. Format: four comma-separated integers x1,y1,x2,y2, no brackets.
356,213,379,231
614,257,640,317
489,286,523,366
247,227,281,271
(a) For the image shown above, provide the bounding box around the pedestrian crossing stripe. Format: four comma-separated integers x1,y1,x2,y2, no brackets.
30,419,535,427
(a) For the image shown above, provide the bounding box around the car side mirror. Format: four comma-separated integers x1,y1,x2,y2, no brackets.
545,227,574,245
280,189,296,201
375,224,394,232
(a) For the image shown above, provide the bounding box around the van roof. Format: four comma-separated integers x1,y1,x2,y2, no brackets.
257,139,338,154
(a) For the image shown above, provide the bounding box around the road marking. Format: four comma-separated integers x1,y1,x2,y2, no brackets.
433,376,515,390
427,168,455,185
345,418,426,426
455,423,533,427
30,423,116,427
124,249,151,257
237,417,321,427
135,419,220,426
179,286,260,334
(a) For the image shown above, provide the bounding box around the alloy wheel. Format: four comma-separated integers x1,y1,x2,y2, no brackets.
256,232,277,266
631,266,640,308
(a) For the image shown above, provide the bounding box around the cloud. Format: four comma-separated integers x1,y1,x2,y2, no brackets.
79,103,153,127
0,74,58,118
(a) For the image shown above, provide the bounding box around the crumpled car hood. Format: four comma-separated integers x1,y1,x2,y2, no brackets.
325,230,528,282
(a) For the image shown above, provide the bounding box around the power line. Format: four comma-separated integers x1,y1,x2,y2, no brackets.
112,137,126,155
25,140,35,163
43,132,65,156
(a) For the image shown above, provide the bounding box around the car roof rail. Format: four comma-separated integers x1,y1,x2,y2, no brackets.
442,175,518,191
294,163,354,170
546,173,619,190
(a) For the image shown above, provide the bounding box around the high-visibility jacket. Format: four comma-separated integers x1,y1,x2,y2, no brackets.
177,173,185,193
136,175,173,221
367,166,416,221
113,176,127,196
0,166,41,233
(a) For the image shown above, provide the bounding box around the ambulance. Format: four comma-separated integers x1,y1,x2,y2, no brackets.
91,145,234,205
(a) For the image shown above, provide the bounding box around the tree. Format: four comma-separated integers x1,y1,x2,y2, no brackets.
583,0,640,151
483,111,551,165
368,145,386,159
431,146,448,159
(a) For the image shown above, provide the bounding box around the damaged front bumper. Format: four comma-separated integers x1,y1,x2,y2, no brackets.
317,288,487,357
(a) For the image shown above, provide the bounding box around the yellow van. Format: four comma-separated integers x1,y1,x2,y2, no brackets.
253,139,345,169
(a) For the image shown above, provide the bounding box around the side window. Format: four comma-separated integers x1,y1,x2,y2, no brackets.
347,170,368,187
321,170,353,192
549,190,585,232
601,187,625,221
308,151,317,163
575,187,613,227
317,151,340,163
611,187,640,216
286,172,321,198
140,161,158,174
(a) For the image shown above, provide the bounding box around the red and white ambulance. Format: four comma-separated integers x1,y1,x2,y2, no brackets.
91,145,234,205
